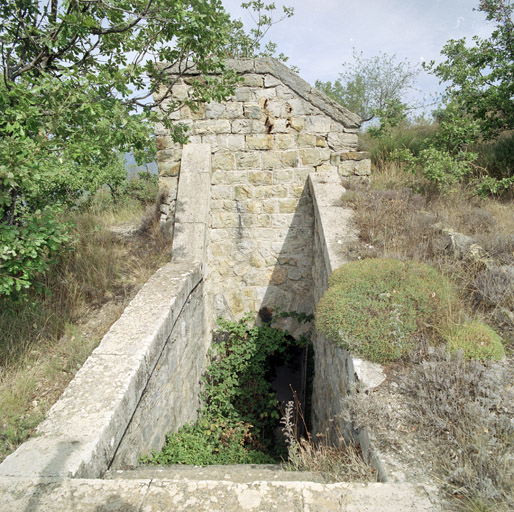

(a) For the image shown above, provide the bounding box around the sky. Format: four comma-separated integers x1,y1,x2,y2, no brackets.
221,0,494,111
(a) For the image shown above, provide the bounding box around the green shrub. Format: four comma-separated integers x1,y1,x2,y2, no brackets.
315,258,458,363
445,322,505,361
144,313,309,465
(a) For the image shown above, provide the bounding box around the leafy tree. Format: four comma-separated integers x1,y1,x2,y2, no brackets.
315,50,420,123
224,1,295,67
426,0,514,139
0,0,238,296
398,0,514,195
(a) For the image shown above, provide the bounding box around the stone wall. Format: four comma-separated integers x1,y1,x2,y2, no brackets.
157,58,370,322
0,262,207,478
309,170,386,481
0,145,214,479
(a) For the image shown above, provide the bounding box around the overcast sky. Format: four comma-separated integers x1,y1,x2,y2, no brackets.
222,0,493,110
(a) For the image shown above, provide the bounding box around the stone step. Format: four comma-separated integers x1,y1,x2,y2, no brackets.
105,463,329,483
0,476,440,511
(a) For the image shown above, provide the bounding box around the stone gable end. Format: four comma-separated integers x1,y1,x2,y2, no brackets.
155,58,370,321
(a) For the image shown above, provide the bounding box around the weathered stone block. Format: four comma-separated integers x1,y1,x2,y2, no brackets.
317,164,338,173
278,198,298,213
327,132,359,150
280,150,299,168
158,161,180,177
300,148,330,166
266,100,285,118
225,102,244,119
194,119,231,134
246,134,274,150
211,170,247,185
289,116,305,131
205,101,225,119
244,103,264,120
339,159,371,176
233,87,253,102
274,134,295,149
305,116,332,133
242,74,264,87
252,87,277,100
286,98,313,115
211,185,233,200
264,74,282,87
249,170,273,185
274,169,294,183
271,119,289,133
231,119,251,134
340,151,370,161
213,153,236,171
275,84,295,99
217,134,246,152
316,136,328,147
234,184,253,200
236,152,261,169
298,133,316,147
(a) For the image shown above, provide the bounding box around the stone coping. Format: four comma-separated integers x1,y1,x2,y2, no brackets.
0,476,439,511
158,57,362,130
0,262,203,479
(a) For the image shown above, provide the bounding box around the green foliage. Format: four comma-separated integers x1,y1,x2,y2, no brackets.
0,0,239,296
145,313,309,465
445,322,505,361
224,1,295,67
145,418,275,466
426,0,514,139
315,50,420,123
316,259,458,363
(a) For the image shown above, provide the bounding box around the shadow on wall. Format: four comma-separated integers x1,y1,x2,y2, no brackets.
259,180,315,330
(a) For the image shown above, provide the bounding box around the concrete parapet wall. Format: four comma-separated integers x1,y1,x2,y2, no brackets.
0,262,205,478
309,171,386,481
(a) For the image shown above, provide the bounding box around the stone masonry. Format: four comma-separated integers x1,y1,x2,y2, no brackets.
156,58,370,322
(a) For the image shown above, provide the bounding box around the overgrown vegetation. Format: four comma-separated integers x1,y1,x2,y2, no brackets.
143,313,311,466
281,400,376,482
316,258,459,363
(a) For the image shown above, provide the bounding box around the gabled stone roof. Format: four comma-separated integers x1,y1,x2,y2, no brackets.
160,57,362,130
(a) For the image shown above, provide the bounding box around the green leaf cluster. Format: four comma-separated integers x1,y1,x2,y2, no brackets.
144,313,309,465
0,0,240,296
316,259,458,363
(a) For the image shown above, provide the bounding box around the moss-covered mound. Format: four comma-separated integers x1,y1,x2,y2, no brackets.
315,258,458,363
445,321,505,361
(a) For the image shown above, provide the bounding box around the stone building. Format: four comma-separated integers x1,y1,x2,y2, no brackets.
155,58,370,322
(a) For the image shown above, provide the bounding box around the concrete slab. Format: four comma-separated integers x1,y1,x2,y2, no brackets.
0,477,440,511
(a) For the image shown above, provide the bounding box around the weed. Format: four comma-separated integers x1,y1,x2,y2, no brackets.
280,397,375,482
144,313,310,466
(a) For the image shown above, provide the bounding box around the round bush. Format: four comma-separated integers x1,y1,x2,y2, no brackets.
445,322,505,361
315,258,458,363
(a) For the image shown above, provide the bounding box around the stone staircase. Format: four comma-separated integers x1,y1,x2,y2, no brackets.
1,463,440,511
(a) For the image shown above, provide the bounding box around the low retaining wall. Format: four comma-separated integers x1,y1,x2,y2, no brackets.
0,262,206,478
0,145,213,479
309,170,386,481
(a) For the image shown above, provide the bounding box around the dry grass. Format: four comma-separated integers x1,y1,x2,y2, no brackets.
343,162,514,511
280,400,376,482
0,194,172,462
